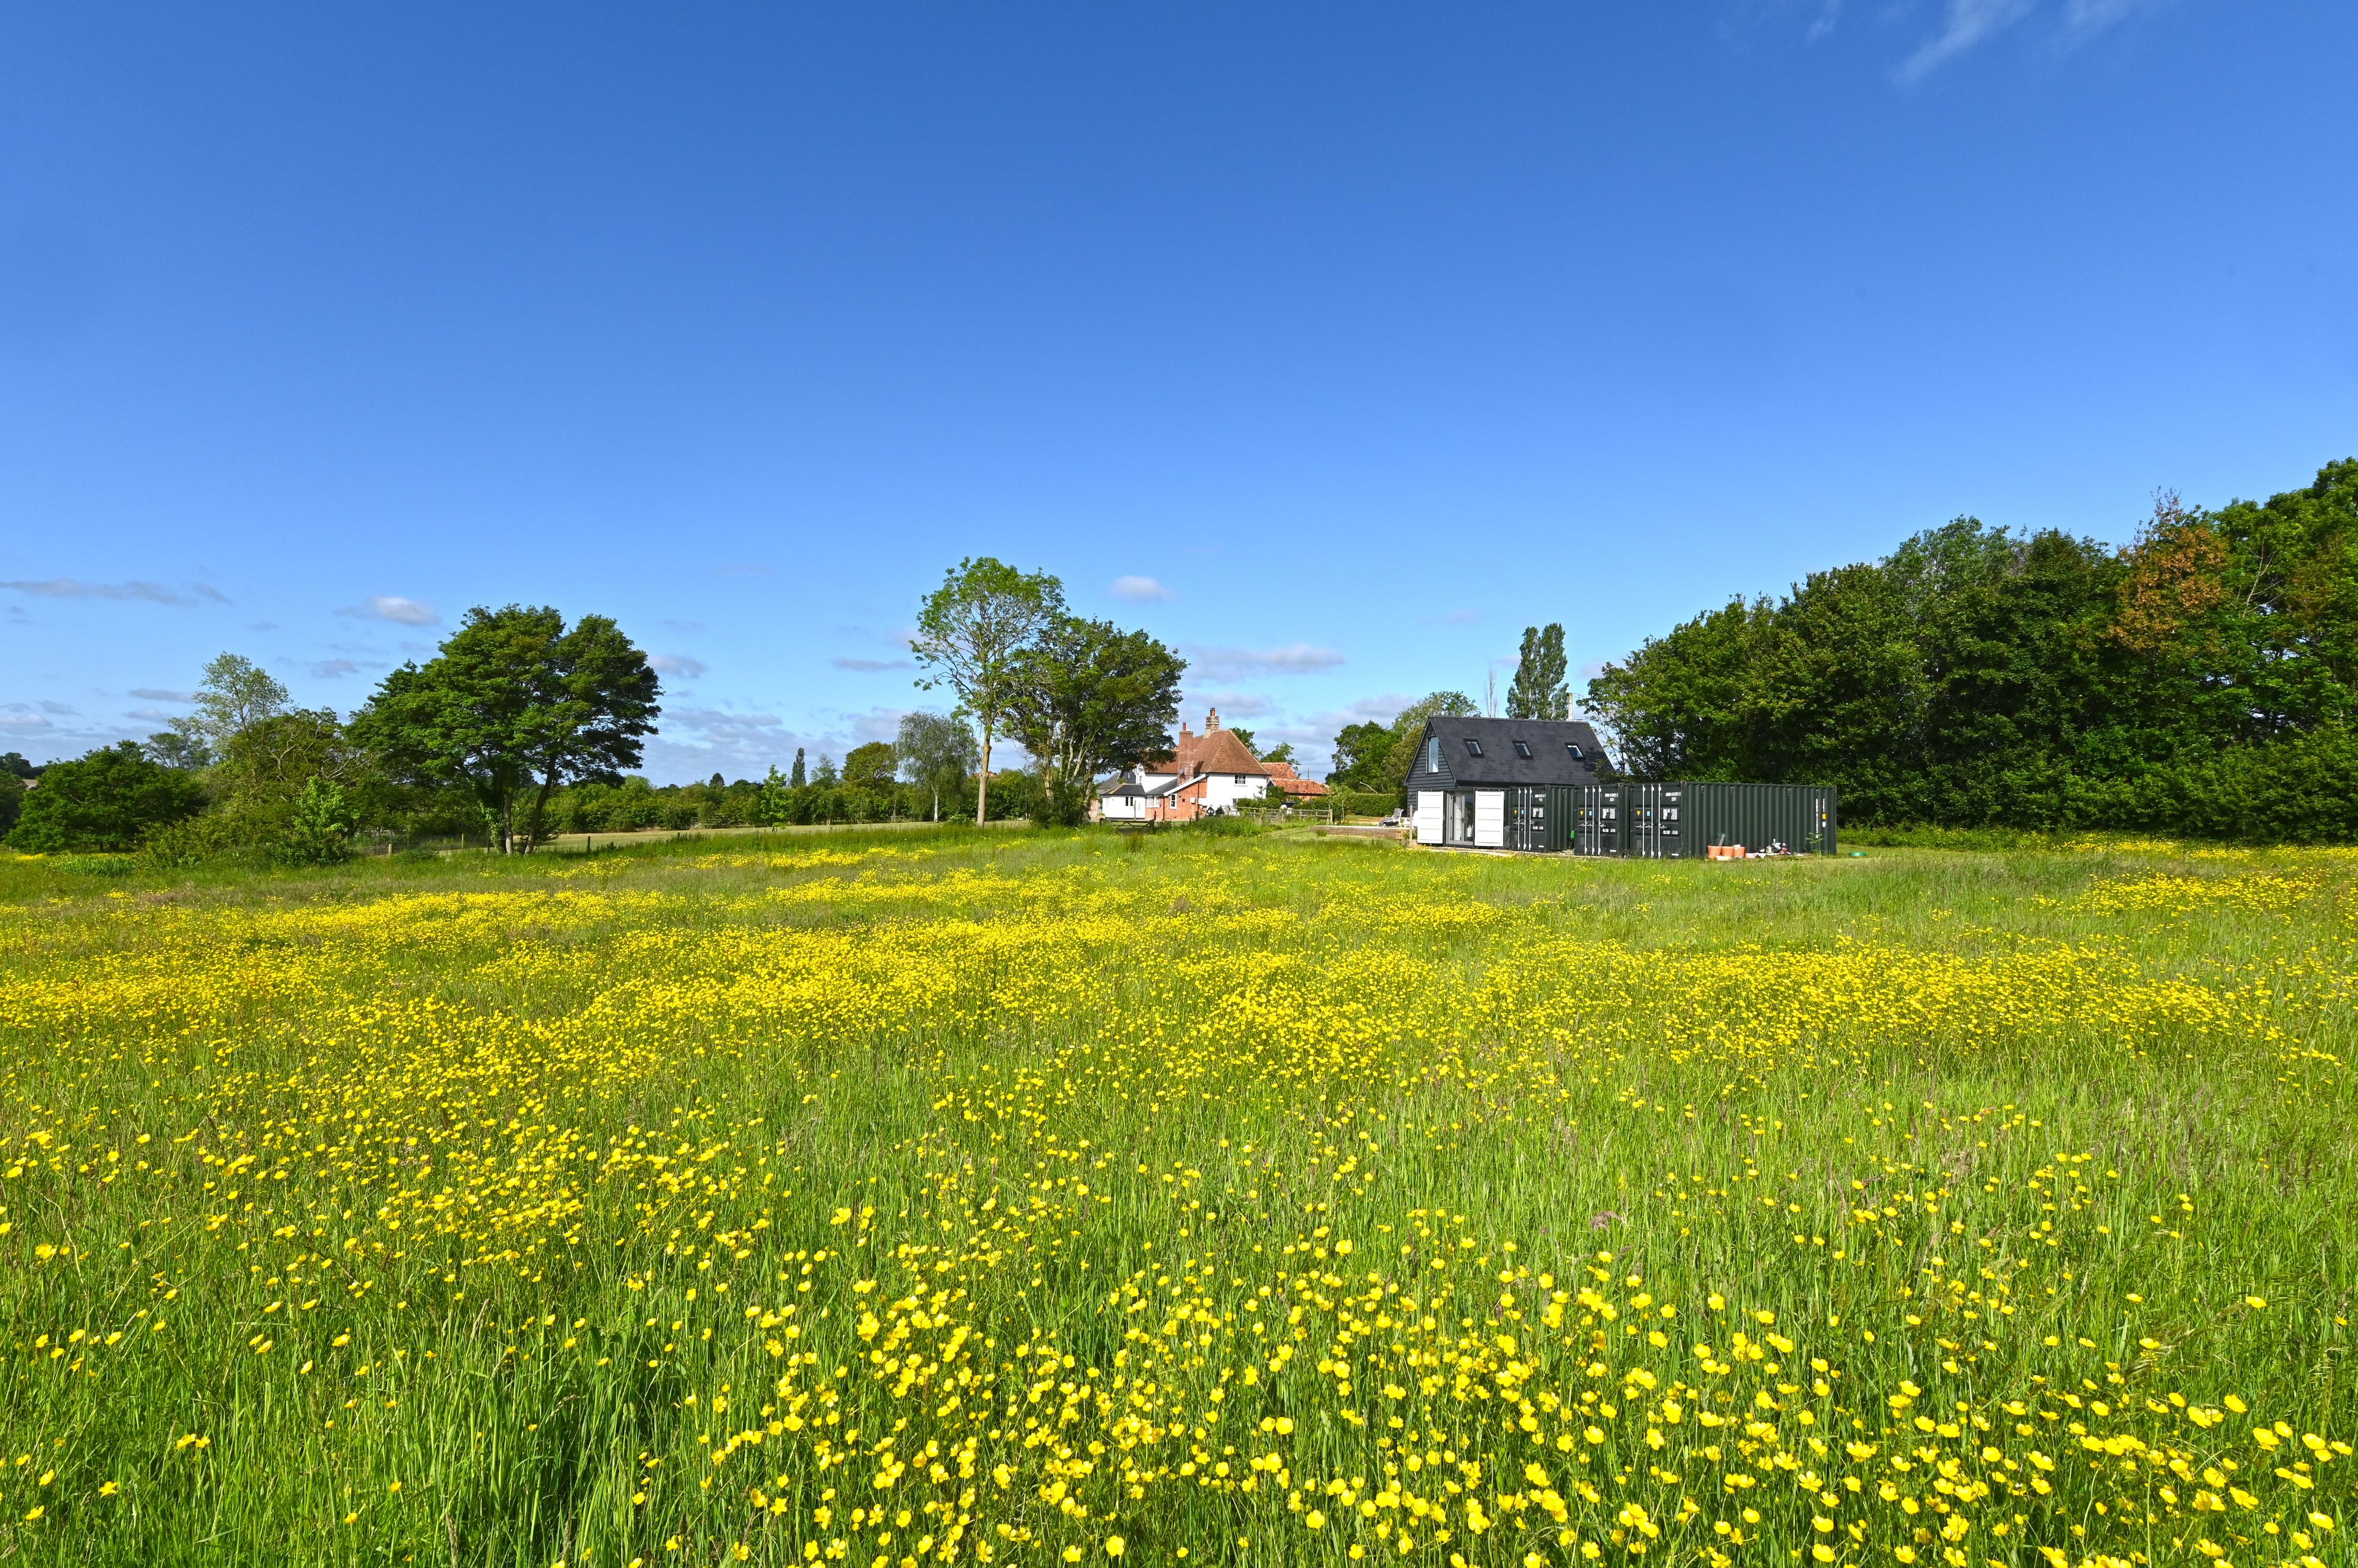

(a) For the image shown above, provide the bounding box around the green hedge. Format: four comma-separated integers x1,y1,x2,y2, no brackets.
1331,790,1401,818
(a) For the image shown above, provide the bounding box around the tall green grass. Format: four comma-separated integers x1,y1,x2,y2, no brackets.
0,826,2349,1566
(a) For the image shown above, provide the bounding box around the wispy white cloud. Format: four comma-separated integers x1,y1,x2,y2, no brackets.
846,708,911,746
833,656,914,673
1325,694,1420,726
309,659,362,678
1183,643,1344,680
130,688,196,702
340,594,438,626
1178,691,1277,720
1110,575,1172,602
125,706,174,722
2058,0,2166,36
648,653,706,679
1897,0,2133,80
662,707,782,737
1,577,226,606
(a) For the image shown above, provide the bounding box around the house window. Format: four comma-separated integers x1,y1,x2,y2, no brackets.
1566,743,1584,761
1463,739,1482,758
1512,740,1531,758
1426,738,1439,772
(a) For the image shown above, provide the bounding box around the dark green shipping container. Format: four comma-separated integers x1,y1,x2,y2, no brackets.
1560,782,1836,858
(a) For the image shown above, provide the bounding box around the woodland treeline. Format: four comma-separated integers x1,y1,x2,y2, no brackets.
1582,458,2358,839
3,557,1190,858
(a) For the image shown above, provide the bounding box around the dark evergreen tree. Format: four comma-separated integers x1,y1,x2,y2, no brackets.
1506,623,1570,720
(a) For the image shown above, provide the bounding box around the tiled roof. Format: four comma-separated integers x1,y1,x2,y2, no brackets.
1146,725,1269,779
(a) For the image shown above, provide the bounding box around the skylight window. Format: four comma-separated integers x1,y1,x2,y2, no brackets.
1512,740,1531,758
1566,743,1585,760
1463,739,1483,757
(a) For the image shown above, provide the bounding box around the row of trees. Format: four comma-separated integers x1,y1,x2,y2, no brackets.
7,560,1199,856
1582,458,2358,838
4,606,663,857
909,557,1187,826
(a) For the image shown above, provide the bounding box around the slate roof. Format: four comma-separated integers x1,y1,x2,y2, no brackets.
1404,716,1609,791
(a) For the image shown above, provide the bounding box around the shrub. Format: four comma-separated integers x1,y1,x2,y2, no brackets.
3,742,204,852
275,778,357,866
136,813,246,870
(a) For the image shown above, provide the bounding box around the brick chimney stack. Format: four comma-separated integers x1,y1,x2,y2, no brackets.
1207,707,1221,731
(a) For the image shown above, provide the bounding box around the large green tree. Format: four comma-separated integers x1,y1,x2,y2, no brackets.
163,652,291,767
201,707,384,850
1506,623,1570,720
1003,616,1186,826
1325,721,1396,791
1583,458,2358,837
896,712,977,823
842,741,898,794
911,559,1064,825
4,742,204,852
351,605,660,853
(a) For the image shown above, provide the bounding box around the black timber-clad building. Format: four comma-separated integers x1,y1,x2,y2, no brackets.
1404,716,1608,851
1403,715,1837,857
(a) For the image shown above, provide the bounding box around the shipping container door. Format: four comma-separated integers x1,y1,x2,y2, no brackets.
1412,791,1443,845
1578,786,1621,856
1660,786,1687,857
1474,790,1506,848
1627,785,1657,857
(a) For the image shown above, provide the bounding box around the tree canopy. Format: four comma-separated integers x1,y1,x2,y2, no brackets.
896,712,977,822
3,742,204,852
911,558,1065,825
1506,623,1569,720
841,742,898,793
161,653,291,767
1584,458,2358,839
1004,616,1185,826
351,605,660,853
1324,721,1396,791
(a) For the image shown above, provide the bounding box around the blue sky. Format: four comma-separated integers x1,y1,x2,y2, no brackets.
4,1,2352,780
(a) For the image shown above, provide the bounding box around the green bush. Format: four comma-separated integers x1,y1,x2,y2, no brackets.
275,777,357,865
1330,790,1401,818
1031,778,1091,828
136,813,247,870
4,742,204,852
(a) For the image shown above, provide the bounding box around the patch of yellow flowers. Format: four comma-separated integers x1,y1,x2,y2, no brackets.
0,836,2349,1566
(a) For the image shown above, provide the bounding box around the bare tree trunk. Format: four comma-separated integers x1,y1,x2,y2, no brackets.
976,720,992,826
521,768,560,853
499,794,514,855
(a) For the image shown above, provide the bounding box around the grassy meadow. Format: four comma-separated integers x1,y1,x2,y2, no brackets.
0,826,2351,1568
